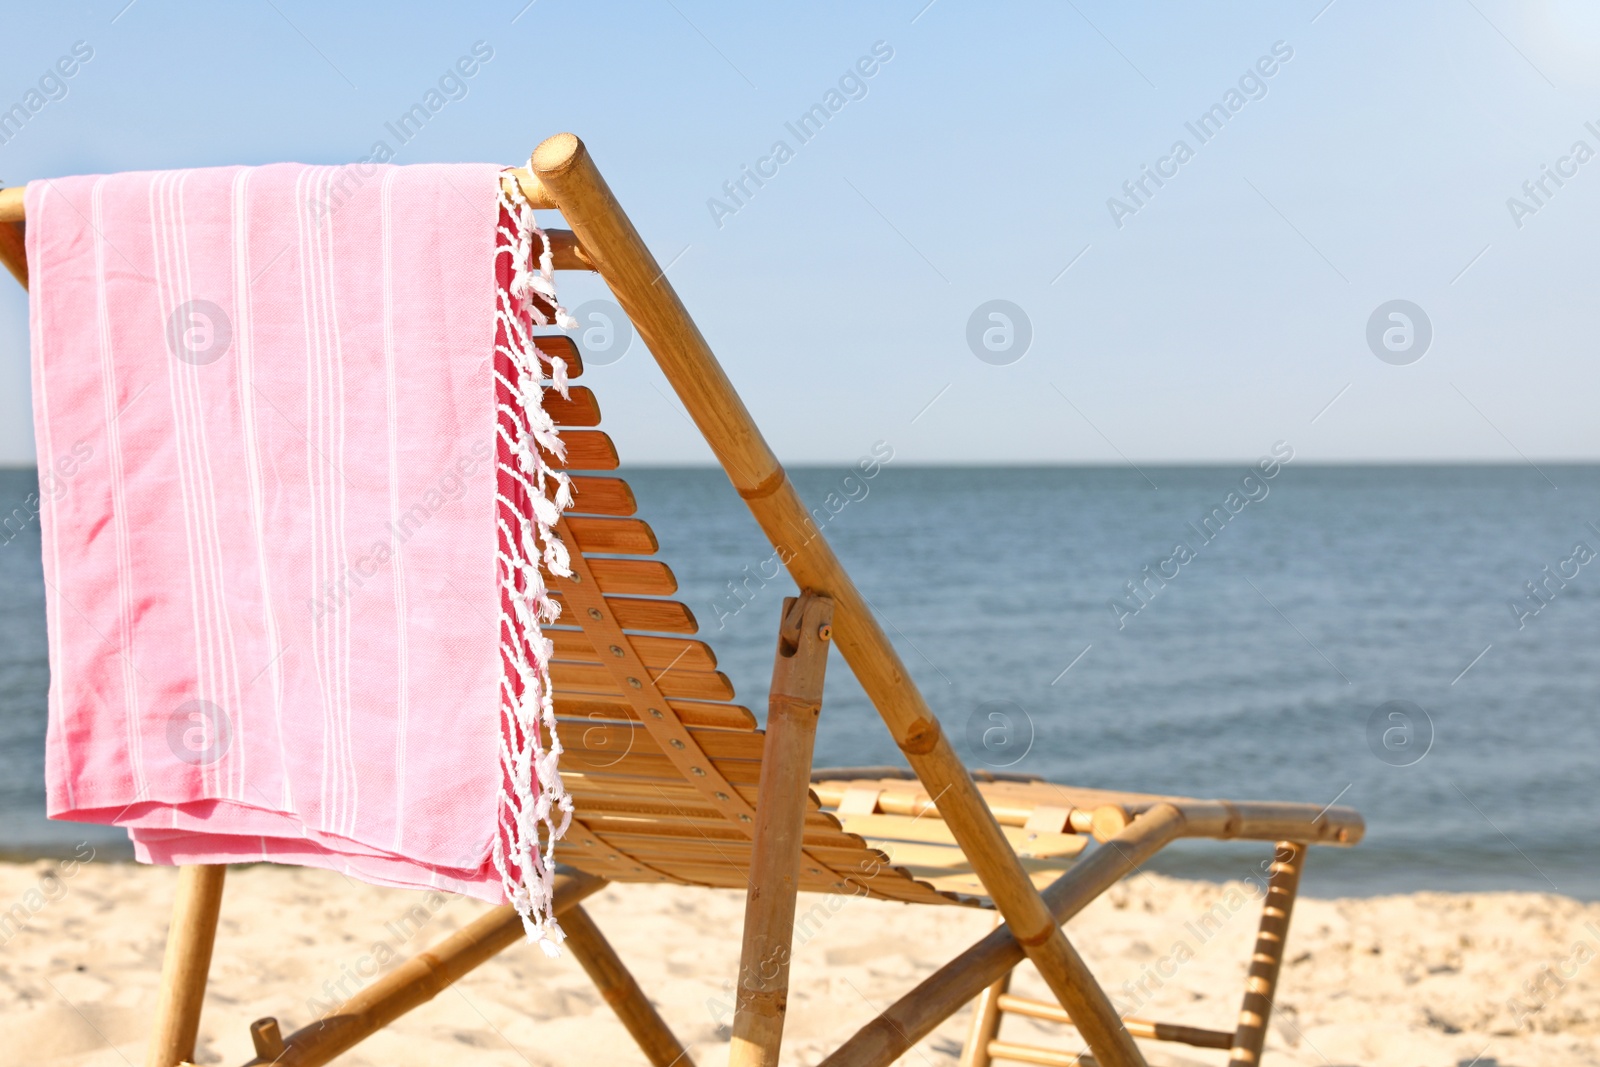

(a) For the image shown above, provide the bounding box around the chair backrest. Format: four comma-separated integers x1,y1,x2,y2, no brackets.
534,330,971,906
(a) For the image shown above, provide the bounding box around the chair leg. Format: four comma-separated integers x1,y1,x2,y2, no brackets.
563,904,694,1067
1227,842,1306,1067
729,594,835,1067
957,956,1011,1067
145,864,227,1067
246,869,606,1067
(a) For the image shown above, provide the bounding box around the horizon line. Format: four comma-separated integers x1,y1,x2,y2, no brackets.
5,458,1600,472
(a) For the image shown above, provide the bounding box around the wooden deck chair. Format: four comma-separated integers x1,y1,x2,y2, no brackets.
0,134,1363,1067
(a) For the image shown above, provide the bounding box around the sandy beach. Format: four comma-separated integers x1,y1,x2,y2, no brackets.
2,858,1596,1067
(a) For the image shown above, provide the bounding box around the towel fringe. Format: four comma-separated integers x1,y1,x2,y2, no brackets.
492,163,576,954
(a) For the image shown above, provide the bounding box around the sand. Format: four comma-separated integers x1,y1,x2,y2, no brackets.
2,857,1596,1067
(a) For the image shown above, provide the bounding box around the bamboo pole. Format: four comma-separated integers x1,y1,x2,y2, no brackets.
0,168,551,224
809,775,1364,846
248,1018,285,1061
957,956,1010,1067
245,870,606,1067
146,865,227,1067
530,130,1146,1067
0,177,579,291
730,594,835,1067
984,1039,1090,1067
1167,804,1359,847
1,221,27,288
561,904,694,1067
994,996,1231,1050
1227,842,1306,1067
817,805,1188,1067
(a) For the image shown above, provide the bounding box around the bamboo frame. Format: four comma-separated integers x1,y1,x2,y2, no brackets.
731,594,835,1067
958,959,1010,1067
146,865,227,1067
1,137,1368,1067
0,168,549,224
993,995,1232,1049
0,177,584,285
0,220,24,288
529,130,1146,1067
562,905,694,1067
1227,842,1305,1066
941,839,1308,1067
240,869,607,1067
819,805,1187,1067
981,1039,1083,1067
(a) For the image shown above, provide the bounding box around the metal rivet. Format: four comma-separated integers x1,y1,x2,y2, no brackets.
669,738,686,750
569,573,581,583
587,608,603,621
608,854,618,861
609,644,624,658
714,791,730,801
808,868,821,875
649,708,664,719
691,766,706,777
818,623,832,641
738,813,752,822
627,677,642,689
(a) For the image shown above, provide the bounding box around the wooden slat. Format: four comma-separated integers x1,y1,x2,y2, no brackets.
813,778,1061,828
533,335,583,379
554,863,693,885
565,516,658,555
637,862,956,904
553,594,697,634
859,842,1082,872
836,813,1086,859
562,774,767,806
547,429,617,471
922,871,1059,895
554,695,754,731
566,476,636,517
632,863,851,894
549,847,653,876
554,859,681,884
548,229,597,271
580,821,865,853
556,749,761,785
549,558,677,597
549,630,716,672
545,386,601,427
595,835,885,868
552,661,735,702
560,723,766,762
571,794,840,828
607,806,837,834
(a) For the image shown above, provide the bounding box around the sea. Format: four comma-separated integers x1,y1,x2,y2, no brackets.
2,464,1596,900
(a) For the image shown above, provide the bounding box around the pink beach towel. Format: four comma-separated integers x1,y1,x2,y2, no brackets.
27,162,578,948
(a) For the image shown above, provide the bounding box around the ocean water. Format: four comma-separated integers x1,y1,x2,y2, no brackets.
3,464,1596,899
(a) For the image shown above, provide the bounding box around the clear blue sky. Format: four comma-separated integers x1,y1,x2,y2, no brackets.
3,1,1598,465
